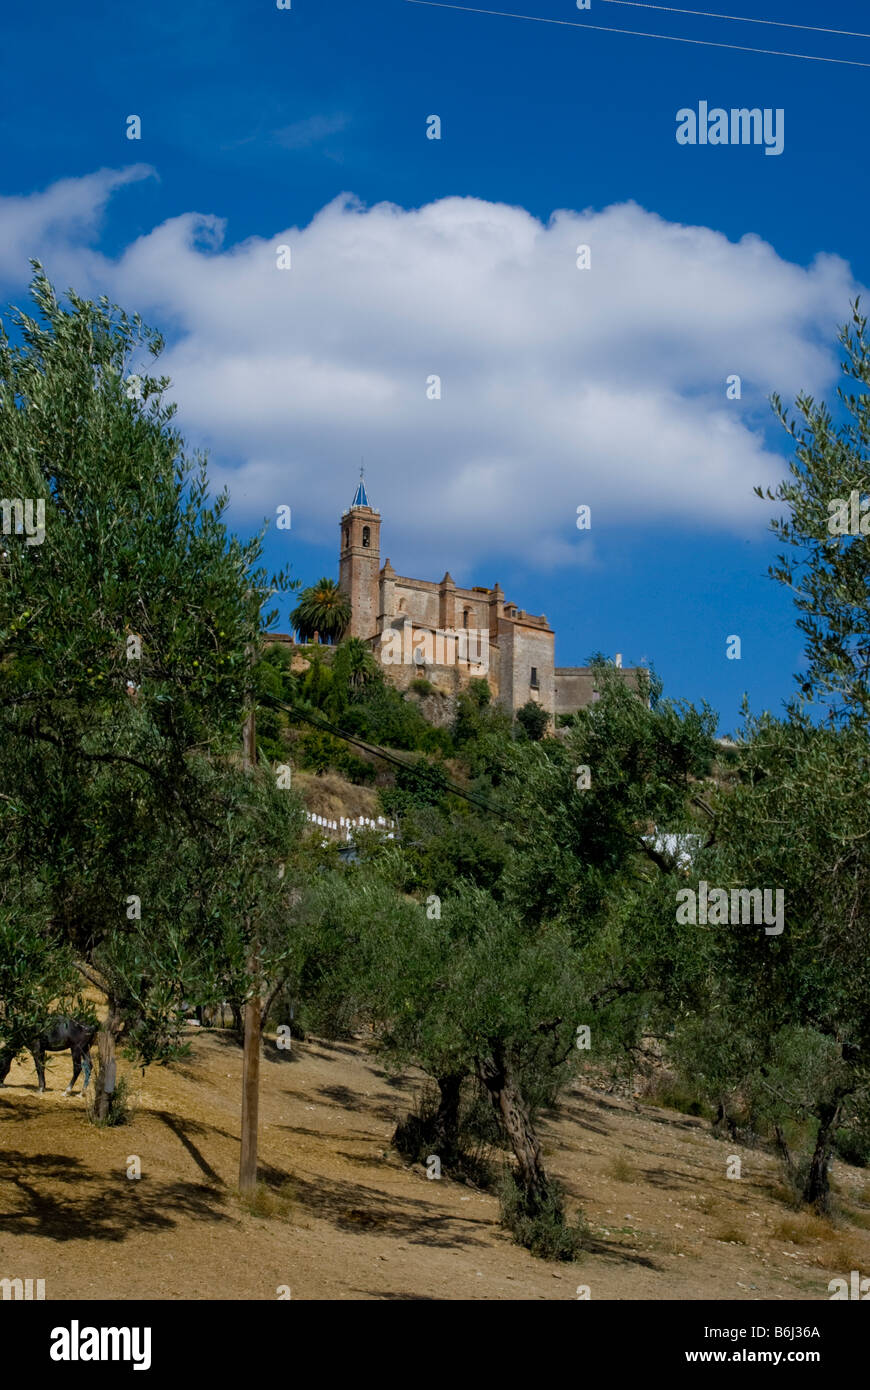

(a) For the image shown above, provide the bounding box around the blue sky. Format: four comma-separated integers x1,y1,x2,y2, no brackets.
3,0,869,733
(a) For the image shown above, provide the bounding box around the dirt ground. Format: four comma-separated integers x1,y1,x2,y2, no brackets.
1,1028,868,1301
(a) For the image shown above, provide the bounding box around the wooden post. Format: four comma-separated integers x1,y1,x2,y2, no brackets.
239,934,261,1193
238,677,261,1194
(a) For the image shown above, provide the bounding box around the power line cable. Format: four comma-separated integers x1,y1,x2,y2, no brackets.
600,0,870,42
401,0,870,67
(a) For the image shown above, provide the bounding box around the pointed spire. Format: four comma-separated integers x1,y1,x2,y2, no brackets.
352,464,369,509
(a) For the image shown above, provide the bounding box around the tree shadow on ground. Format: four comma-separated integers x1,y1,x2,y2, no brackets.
279,1083,399,1124
304,1038,365,1058
284,1169,492,1248
580,1234,663,1270
206,1031,244,1052
636,1164,707,1191
636,1108,708,1135
150,1109,225,1184
333,1148,412,1173
367,1069,417,1091
549,1098,609,1137
262,1082,398,1125
0,1149,231,1244
262,1040,302,1065
268,1123,324,1141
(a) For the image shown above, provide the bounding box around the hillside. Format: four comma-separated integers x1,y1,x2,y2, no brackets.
1,1027,868,1301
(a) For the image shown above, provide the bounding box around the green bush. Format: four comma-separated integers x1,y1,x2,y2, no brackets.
87,1074,133,1127
645,1074,707,1117
380,758,450,819
399,812,509,898
497,1169,587,1261
292,727,374,782
392,1083,494,1188
293,727,337,774
515,701,550,741
834,1125,870,1168
342,684,438,751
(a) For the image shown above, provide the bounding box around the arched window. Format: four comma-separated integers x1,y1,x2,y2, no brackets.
343,527,349,548
362,526,370,548
463,608,470,628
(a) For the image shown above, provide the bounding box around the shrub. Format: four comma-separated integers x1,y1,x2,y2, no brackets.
237,1180,294,1220
835,1125,870,1169
292,727,375,782
776,1153,828,1212
515,701,550,741
392,1080,495,1188
87,1074,133,1127
380,759,450,819
342,683,439,751
641,1071,707,1118
497,1168,587,1261
606,1155,639,1182
712,1224,749,1245
451,684,511,763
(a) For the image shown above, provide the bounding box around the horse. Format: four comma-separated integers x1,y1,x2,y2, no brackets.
0,1016,98,1095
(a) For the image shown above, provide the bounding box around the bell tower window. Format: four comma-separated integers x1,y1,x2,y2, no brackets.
343,527,349,548
362,526,370,548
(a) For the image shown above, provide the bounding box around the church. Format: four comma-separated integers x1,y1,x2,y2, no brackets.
338,475,640,720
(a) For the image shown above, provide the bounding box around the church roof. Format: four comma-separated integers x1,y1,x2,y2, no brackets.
351,473,369,508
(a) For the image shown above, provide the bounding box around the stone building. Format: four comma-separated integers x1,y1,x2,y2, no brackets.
337,475,642,720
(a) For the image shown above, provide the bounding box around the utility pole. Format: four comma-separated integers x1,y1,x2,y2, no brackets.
239,647,261,1194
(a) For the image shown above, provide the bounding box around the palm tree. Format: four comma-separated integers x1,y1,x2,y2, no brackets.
338,637,378,691
291,578,352,644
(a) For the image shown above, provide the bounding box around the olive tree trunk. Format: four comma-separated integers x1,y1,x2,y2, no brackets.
477,1048,550,1212
803,1098,842,1210
430,1071,464,1161
92,1002,124,1123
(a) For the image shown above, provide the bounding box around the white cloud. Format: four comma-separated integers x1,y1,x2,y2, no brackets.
0,166,154,284
0,174,859,575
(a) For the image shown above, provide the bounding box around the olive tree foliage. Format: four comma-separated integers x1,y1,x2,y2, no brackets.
0,893,82,1067
286,664,719,1252
675,712,870,1209
496,662,719,1055
0,268,295,1116
758,302,870,725
179,757,308,1046
291,864,586,1251
704,305,870,1201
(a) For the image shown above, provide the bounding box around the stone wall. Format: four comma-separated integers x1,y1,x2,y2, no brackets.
385,577,494,634
372,623,499,703
389,577,442,629
496,622,555,718
554,665,645,716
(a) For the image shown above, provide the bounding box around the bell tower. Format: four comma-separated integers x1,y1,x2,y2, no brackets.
339,470,381,639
